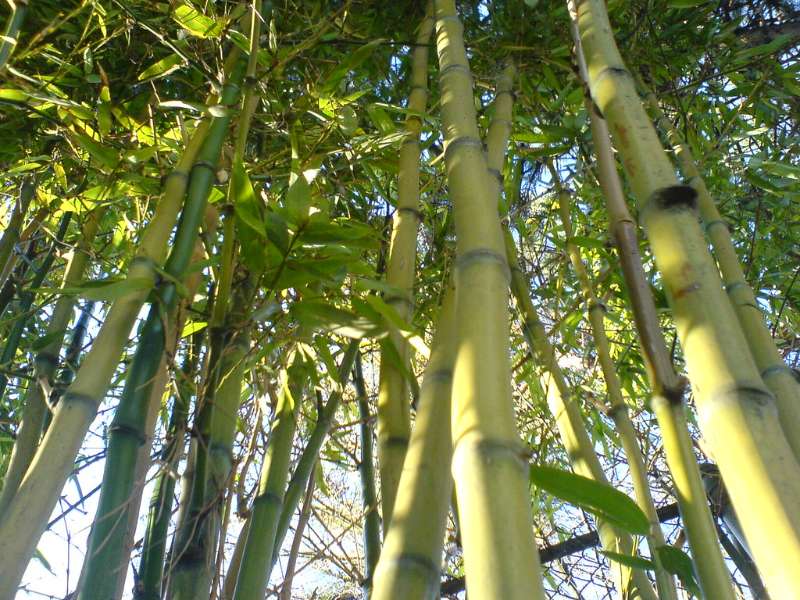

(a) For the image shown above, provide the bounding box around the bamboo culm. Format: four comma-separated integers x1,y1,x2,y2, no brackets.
376,1,434,529
641,85,800,461
572,0,800,595
371,281,456,600
0,59,233,597
433,1,545,598
354,352,380,599
0,207,103,515
569,15,738,597
231,360,308,600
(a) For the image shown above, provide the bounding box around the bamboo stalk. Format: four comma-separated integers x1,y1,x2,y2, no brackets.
640,85,800,461
372,280,456,600
135,328,203,600
0,207,102,516
377,1,434,528
570,17,738,597
571,0,800,595
78,69,243,598
0,178,34,290
0,211,72,401
549,163,678,600
353,352,380,599
270,340,359,564
433,2,544,598
231,360,307,600
0,65,233,597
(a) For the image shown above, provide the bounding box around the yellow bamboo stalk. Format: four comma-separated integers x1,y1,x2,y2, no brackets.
549,162,678,600
504,230,657,600
569,18,738,598
372,280,456,600
640,85,800,461
377,2,435,528
571,0,800,595
434,2,544,598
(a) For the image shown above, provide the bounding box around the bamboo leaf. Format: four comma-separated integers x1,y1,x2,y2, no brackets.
529,465,650,536
656,546,701,597
172,2,224,38
600,551,655,570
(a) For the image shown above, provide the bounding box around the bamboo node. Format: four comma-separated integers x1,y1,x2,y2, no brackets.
108,422,148,445
438,63,472,80
253,491,283,507
396,206,425,221
487,168,504,185
453,435,530,471
646,185,698,213
443,135,483,161
61,391,100,410
454,248,511,281
424,367,453,384
381,435,410,449
760,363,793,380
380,552,441,578
191,160,218,175
704,219,729,233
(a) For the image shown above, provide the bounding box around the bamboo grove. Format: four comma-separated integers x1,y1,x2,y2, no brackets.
0,0,798,598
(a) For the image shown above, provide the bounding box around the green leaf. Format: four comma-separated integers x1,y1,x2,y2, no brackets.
286,176,312,225
601,551,655,570
656,546,701,597
232,162,265,235
33,549,54,575
291,300,383,338
172,2,224,38
181,321,207,338
529,465,651,536
668,0,706,7
138,54,183,81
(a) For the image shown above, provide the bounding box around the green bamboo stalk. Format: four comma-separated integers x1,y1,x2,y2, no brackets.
0,178,34,290
569,17,738,598
0,206,48,318
0,72,223,598
640,84,800,461
571,0,800,595
168,275,253,600
77,65,243,599
353,352,381,599
0,211,72,401
504,230,657,600
270,340,359,567
377,2,434,528
549,163,678,600
371,281,456,600
135,329,203,600
231,359,308,600
0,0,26,72
433,2,544,598
0,207,102,515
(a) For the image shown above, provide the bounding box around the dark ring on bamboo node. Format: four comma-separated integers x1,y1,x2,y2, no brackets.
703,384,775,413
490,118,514,129
437,14,463,25
494,89,516,100
661,384,685,405
397,206,424,221
587,300,607,313
253,491,282,506
454,248,511,281
191,160,218,175
606,403,628,419
439,63,472,79
165,170,190,183
209,441,234,456
646,185,698,212
35,352,59,368
443,136,483,161
390,553,441,577
130,255,158,270
384,293,414,309
425,368,453,384
761,364,793,379
487,168,504,185
724,281,749,294
383,436,410,448
243,75,258,87
409,84,429,93
109,423,147,445
704,219,729,233
594,65,632,85
454,436,529,471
